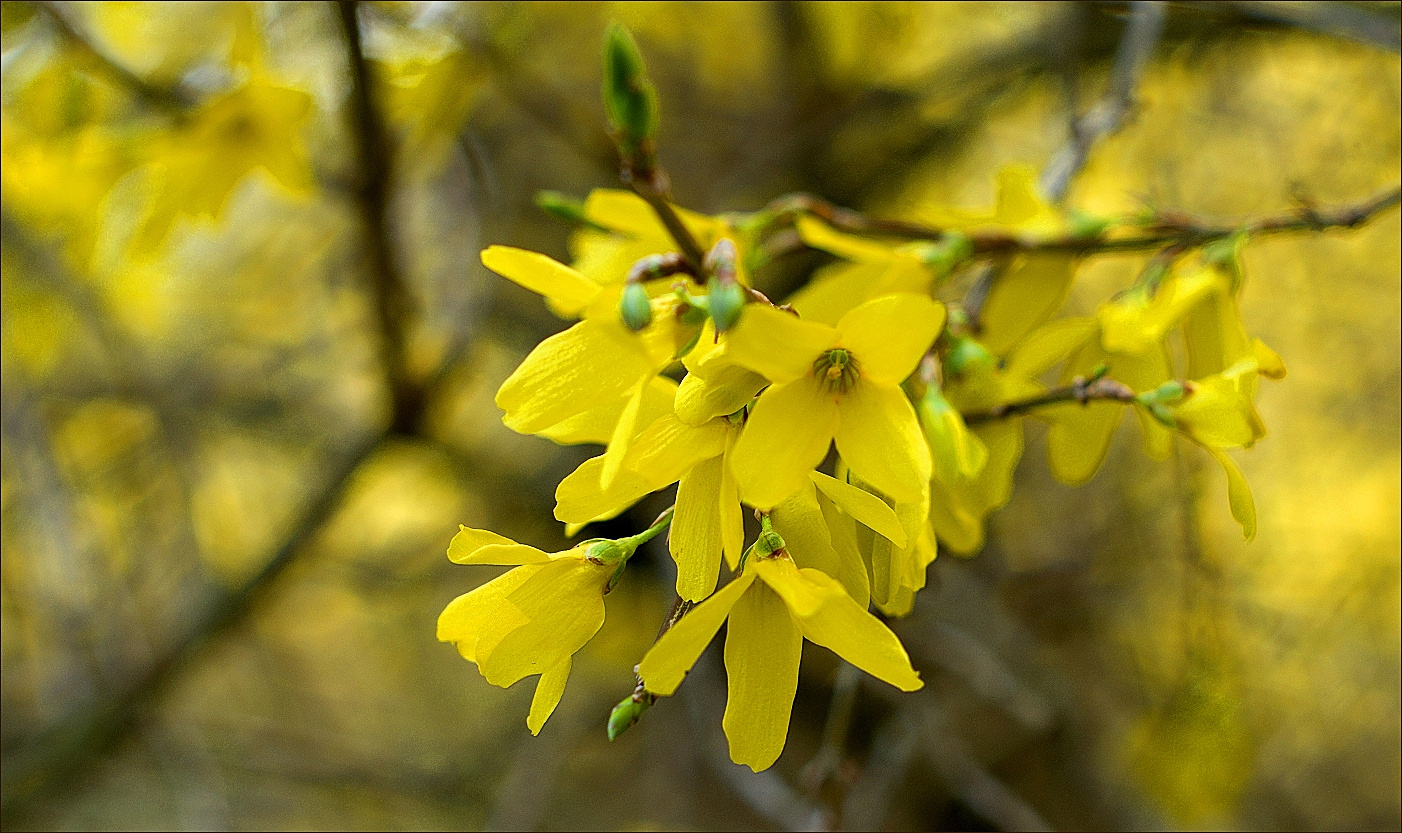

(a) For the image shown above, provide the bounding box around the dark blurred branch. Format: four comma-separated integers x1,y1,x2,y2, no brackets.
920,704,1055,832
1040,1,1165,202
962,374,1137,426
1201,0,1402,52
336,0,421,435
36,1,191,113
800,661,862,827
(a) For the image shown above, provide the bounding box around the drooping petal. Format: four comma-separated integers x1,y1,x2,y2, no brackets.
481,245,599,312
719,432,745,570
526,657,571,735
1004,317,1097,380
796,215,897,264
638,573,756,695
626,414,729,487
723,580,803,772
979,254,1075,356
836,294,945,387
771,480,869,606
675,365,767,426
731,377,840,510
538,376,677,445
809,471,906,546
436,565,543,661
477,558,610,687
554,455,656,526
724,305,840,384
497,318,653,434
794,568,922,691
1206,446,1256,541
671,454,726,601
447,526,551,565
834,382,931,503
816,491,872,607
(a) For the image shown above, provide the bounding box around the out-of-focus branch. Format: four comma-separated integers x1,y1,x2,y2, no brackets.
336,0,421,436
920,703,1055,832
962,374,1137,426
1203,1,1402,52
1040,1,1165,202
36,1,191,113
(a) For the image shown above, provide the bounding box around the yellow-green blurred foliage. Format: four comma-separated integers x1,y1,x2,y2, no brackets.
2,2,1398,830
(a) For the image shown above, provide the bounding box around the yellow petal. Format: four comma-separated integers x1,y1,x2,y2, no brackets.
751,556,831,617
447,526,550,565
671,454,726,602
796,215,897,263
788,261,887,326
538,376,677,445
724,305,840,384
771,480,869,606
638,573,756,695
1004,317,1097,380
836,294,945,387
436,565,543,661
527,657,571,735
834,382,931,503
599,377,649,489
1252,338,1286,380
481,245,599,312
1206,447,1257,541
795,568,922,691
584,188,718,243
1045,402,1121,485
816,491,872,607
497,318,652,434
809,471,907,547
675,366,767,426
626,413,729,487
477,558,610,687
731,377,840,510
980,254,1076,356
554,455,656,526
719,433,745,570
993,164,1043,225
723,579,803,772
1176,376,1256,449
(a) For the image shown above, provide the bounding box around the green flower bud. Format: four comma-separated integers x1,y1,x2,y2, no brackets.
707,276,746,332
602,24,658,156
619,282,653,331
943,335,995,377
915,232,974,279
1067,210,1112,239
585,538,632,565
607,694,653,740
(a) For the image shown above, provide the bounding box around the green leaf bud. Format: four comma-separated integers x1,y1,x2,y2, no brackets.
602,24,658,157
533,190,608,230
1068,210,1113,239
607,694,653,740
619,282,653,331
943,335,995,377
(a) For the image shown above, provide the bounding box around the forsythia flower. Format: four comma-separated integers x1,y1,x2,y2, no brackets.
726,293,945,509
638,545,922,771
437,526,624,734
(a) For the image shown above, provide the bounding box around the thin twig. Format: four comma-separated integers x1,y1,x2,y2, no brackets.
962,375,1137,426
1040,2,1166,203
37,1,191,113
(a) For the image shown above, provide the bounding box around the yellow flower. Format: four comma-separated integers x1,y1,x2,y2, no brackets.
638,550,922,771
567,189,746,288
726,293,945,509
786,217,935,325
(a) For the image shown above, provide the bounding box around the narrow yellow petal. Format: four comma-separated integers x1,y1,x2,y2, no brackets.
481,245,599,311
1206,447,1257,541
448,526,550,565
817,491,872,607
675,366,767,426
836,294,945,387
724,305,840,384
671,454,726,601
584,188,717,243
719,433,745,570
626,413,730,486
477,558,610,687
732,377,839,510
834,382,931,504
723,580,803,772
796,215,897,263
1045,401,1121,485
538,376,677,445
1004,317,1097,380
809,471,907,547
497,318,652,434
638,573,756,695
436,566,543,662
554,456,655,526
600,377,649,489
771,480,870,606
795,568,922,691
527,657,571,735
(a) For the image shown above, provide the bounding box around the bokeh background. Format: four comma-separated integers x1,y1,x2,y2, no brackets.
2,2,1399,830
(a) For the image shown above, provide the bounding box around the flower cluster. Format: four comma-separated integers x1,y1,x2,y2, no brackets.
437,25,1286,772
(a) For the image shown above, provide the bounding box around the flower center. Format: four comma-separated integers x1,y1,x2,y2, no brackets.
813,348,860,393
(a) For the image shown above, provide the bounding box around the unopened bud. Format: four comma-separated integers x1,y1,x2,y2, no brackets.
619,282,653,331
943,335,994,377
1067,210,1112,240
602,24,658,158
707,277,746,332
607,694,653,740
534,190,604,230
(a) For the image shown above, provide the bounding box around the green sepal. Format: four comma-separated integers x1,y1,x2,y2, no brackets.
602,23,658,156
619,282,653,331
707,277,747,332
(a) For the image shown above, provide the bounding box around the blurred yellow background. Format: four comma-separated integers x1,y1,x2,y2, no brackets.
2,2,1398,830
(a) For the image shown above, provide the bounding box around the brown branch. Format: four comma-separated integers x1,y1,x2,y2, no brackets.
336,1,421,435
37,1,191,113
962,375,1137,425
